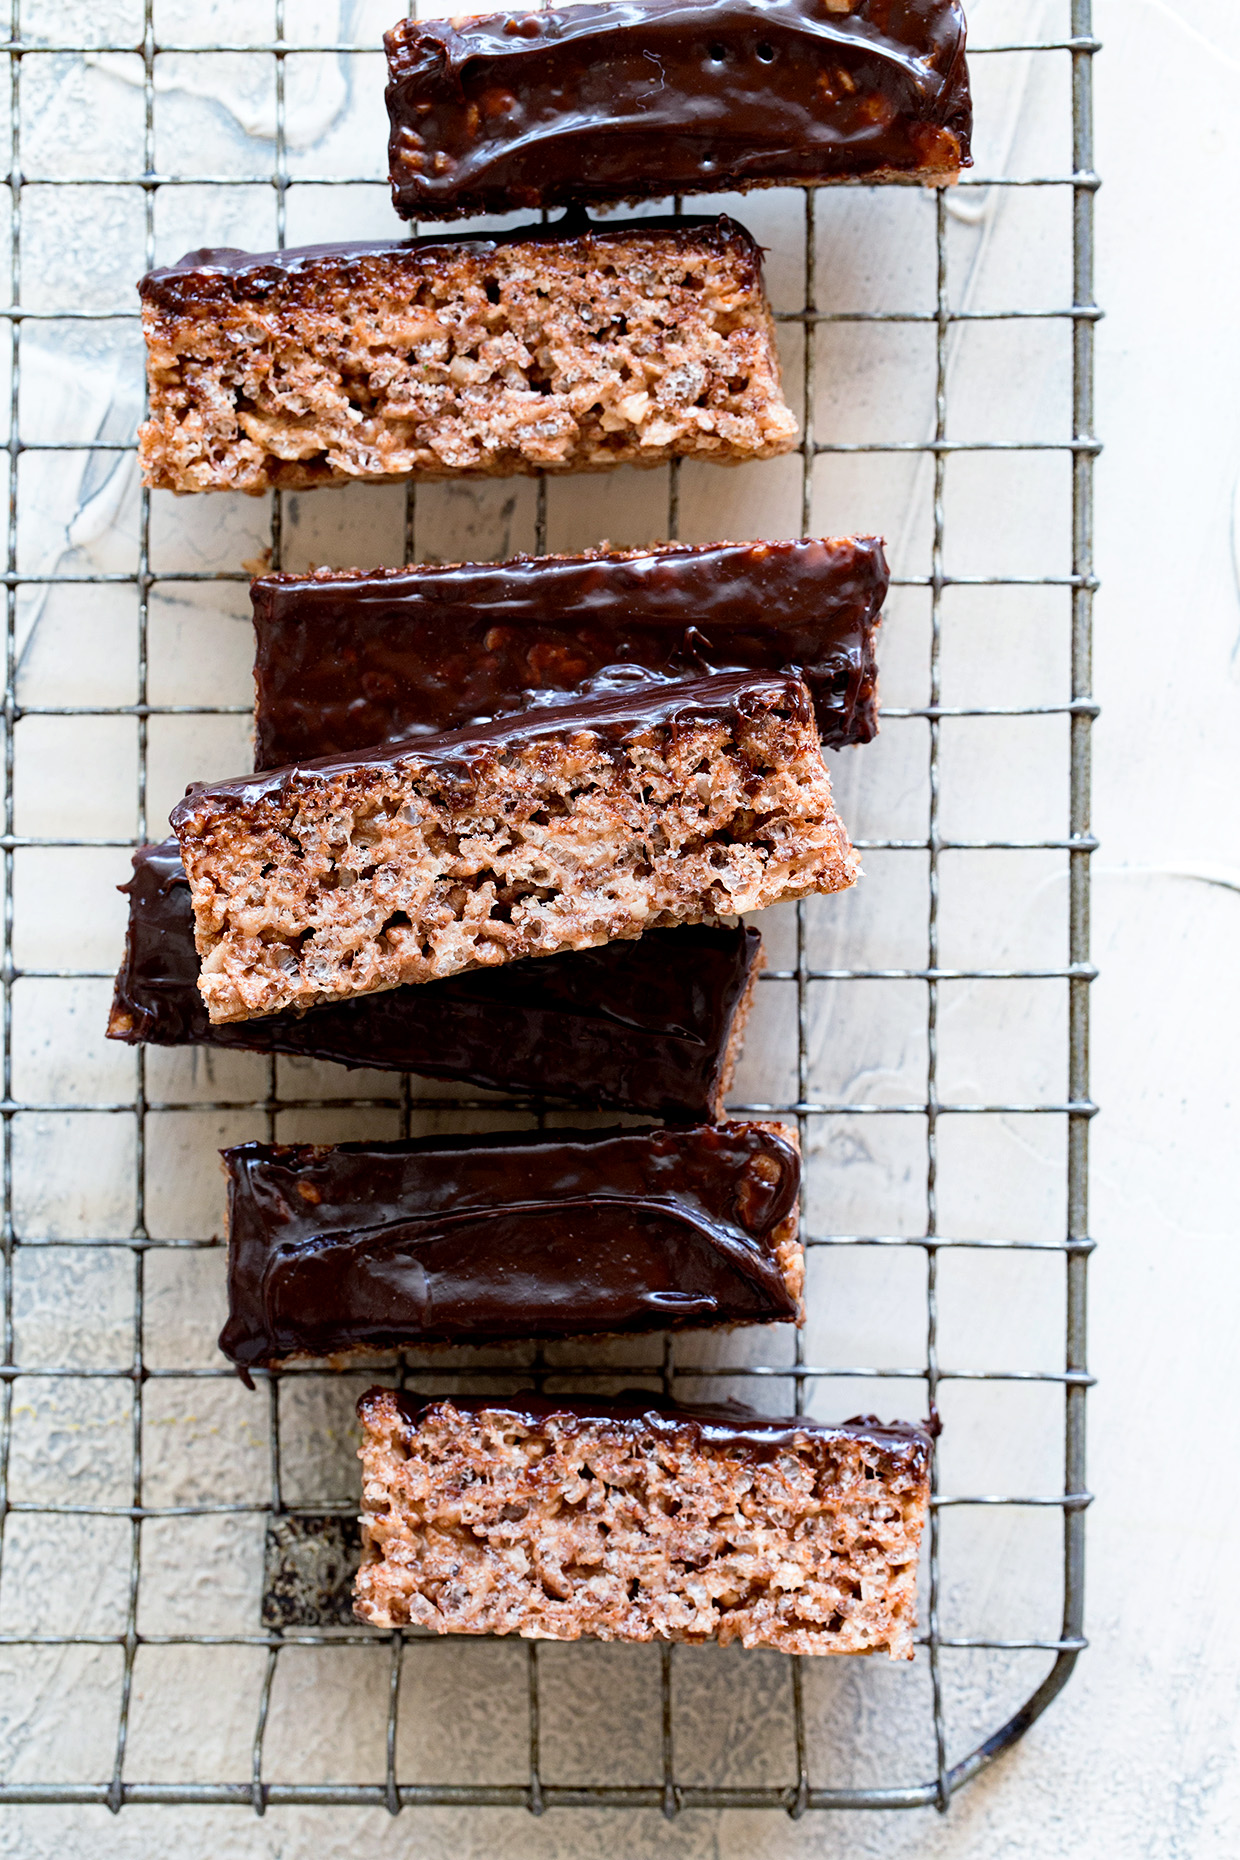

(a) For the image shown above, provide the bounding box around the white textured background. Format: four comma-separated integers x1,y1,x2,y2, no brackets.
1,0,1237,1853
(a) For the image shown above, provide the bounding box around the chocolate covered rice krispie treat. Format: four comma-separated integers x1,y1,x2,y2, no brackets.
385,0,972,219
138,216,797,495
251,536,889,769
170,670,859,1026
106,841,765,1120
220,1121,803,1374
355,1390,932,1657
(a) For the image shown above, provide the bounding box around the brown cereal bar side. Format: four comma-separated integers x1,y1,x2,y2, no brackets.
170,671,858,1026
138,217,797,495
354,1391,932,1658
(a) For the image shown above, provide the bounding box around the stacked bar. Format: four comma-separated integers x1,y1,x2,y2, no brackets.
251,536,888,767
108,841,764,1121
170,671,858,1025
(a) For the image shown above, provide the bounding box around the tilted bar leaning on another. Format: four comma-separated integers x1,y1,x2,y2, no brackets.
138,216,797,495
170,670,859,1026
107,840,765,1121
220,1122,802,1374
251,536,888,769
385,0,971,219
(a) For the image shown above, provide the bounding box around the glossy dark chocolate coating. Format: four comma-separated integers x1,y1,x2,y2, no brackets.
172,667,815,824
222,1125,800,1371
138,213,758,312
375,1387,933,1468
385,0,971,220
252,537,887,770
107,840,762,1120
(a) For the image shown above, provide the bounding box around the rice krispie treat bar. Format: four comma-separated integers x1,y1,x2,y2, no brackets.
220,1121,802,1373
138,216,796,495
385,0,971,219
106,840,764,1120
252,536,888,769
355,1390,932,1656
170,670,859,1025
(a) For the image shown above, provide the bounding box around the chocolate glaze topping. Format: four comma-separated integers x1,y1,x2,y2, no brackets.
385,0,971,220
107,840,762,1121
222,1125,800,1372
171,668,816,824
373,1387,933,1468
138,213,759,312
252,537,887,770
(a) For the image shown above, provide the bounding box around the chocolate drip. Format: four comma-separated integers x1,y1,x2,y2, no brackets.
221,1124,800,1371
252,537,887,770
385,0,971,220
106,841,762,1120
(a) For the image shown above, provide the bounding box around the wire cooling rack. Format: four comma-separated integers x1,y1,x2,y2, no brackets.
0,0,1096,1823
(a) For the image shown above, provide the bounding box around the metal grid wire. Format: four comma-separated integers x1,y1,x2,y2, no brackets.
0,0,1096,1819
